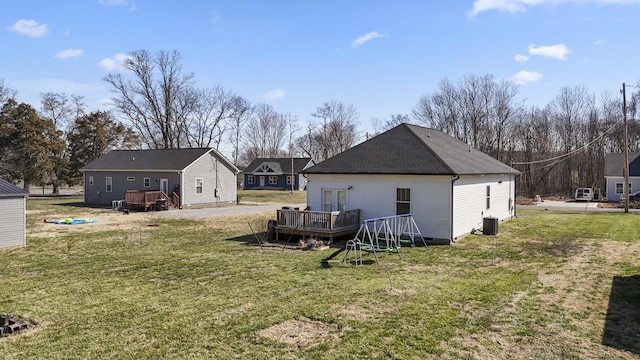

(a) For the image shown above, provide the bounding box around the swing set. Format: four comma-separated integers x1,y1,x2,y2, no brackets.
339,213,428,267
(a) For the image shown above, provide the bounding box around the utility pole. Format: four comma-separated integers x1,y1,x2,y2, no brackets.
623,83,630,213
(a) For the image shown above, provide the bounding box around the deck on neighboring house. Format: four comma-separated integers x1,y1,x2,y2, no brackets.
123,190,180,211
274,208,360,244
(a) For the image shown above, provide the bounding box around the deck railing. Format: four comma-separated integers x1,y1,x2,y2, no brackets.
124,190,170,210
276,208,360,231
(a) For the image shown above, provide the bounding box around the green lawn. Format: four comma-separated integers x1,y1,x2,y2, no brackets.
238,189,306,204
2,201,640,359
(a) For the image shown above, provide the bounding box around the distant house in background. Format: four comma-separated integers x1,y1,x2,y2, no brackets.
0,178,29,248
304,124,520,244
81,148,239,207
243,158,314,191
604,152,640,201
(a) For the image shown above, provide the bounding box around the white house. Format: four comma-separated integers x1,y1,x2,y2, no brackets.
0,178,29,248
81,148,239,207
604,152,640,201
304,124,520,244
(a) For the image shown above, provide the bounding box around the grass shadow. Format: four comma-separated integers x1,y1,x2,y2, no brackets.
602,274,640,355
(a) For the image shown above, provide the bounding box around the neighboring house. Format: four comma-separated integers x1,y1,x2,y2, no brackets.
304,123,520,244
243,157,314,191
604,152,640,201
0,178,29,248
81,148,239,207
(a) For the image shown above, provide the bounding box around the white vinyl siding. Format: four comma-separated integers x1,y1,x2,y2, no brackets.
452,175,515,240
0,196,26,248
307,174,452,240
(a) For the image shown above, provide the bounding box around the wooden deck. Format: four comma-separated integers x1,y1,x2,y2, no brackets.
123,190,179,211
275,208,360,243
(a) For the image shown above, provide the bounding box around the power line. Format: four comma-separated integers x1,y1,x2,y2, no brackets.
511,117,623,166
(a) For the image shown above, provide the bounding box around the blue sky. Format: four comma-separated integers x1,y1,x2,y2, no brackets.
2,0,640,151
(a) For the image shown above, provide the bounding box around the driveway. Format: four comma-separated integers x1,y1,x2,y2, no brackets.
518,200,633,212
154,203,307,220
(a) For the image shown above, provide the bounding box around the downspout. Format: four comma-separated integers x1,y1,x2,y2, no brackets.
179,171,184,209
450,174,460,243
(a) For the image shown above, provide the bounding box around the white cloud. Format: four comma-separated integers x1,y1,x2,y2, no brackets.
8,19,48,38
98,53,131,72
55,49,83,59
594,38,605,45
263,89,286,100
528,43,570,60
511,70,543,85
469,0,640,16
515,54,530,62
351,31,384,48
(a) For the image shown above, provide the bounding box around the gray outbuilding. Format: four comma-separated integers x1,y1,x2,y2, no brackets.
0,178,29,248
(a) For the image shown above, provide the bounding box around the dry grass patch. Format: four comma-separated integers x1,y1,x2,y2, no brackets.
257,317,348,348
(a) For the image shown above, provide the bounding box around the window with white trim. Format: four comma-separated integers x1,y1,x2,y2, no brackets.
127,177,135,181
269,176,277,185
248,175,255,184
88,176,94,186
106,177,112,192
195,178,203,194
396,188,410,215
486,185,491,209
286,176,295,185
616,182,632,194
144,177,150,187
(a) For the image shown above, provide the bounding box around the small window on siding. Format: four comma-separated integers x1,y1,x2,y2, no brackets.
269,176,277,185
286,176,295,185
144,177,150,187
88,176,94,186
195,178,203,194
615,183,631,194
106,177,112,192
248,175,255,184
127,177,135,181
486,185,491,209
397,188,410,215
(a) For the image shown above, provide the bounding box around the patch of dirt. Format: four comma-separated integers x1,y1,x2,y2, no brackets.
28,209,165,238
256,317,348,348
521,235,582,257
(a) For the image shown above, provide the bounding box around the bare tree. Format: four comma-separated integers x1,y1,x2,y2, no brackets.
0,79,17,105
39,92,87,194
177,85,238,149
103,49,195,149
310,100,359,161
240,103,288,164
227,95,253,166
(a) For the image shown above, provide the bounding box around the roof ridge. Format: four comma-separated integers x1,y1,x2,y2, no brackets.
404,124,456,174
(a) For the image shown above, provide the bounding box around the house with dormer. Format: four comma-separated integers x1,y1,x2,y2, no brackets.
243,158,314,190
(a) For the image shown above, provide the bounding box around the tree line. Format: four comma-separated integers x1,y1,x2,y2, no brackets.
1,49,638,197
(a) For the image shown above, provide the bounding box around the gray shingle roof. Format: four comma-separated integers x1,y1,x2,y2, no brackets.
0,178,28,197
604,152,640,177
81,148,238,172
304,124,519,175
244,158,313,174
